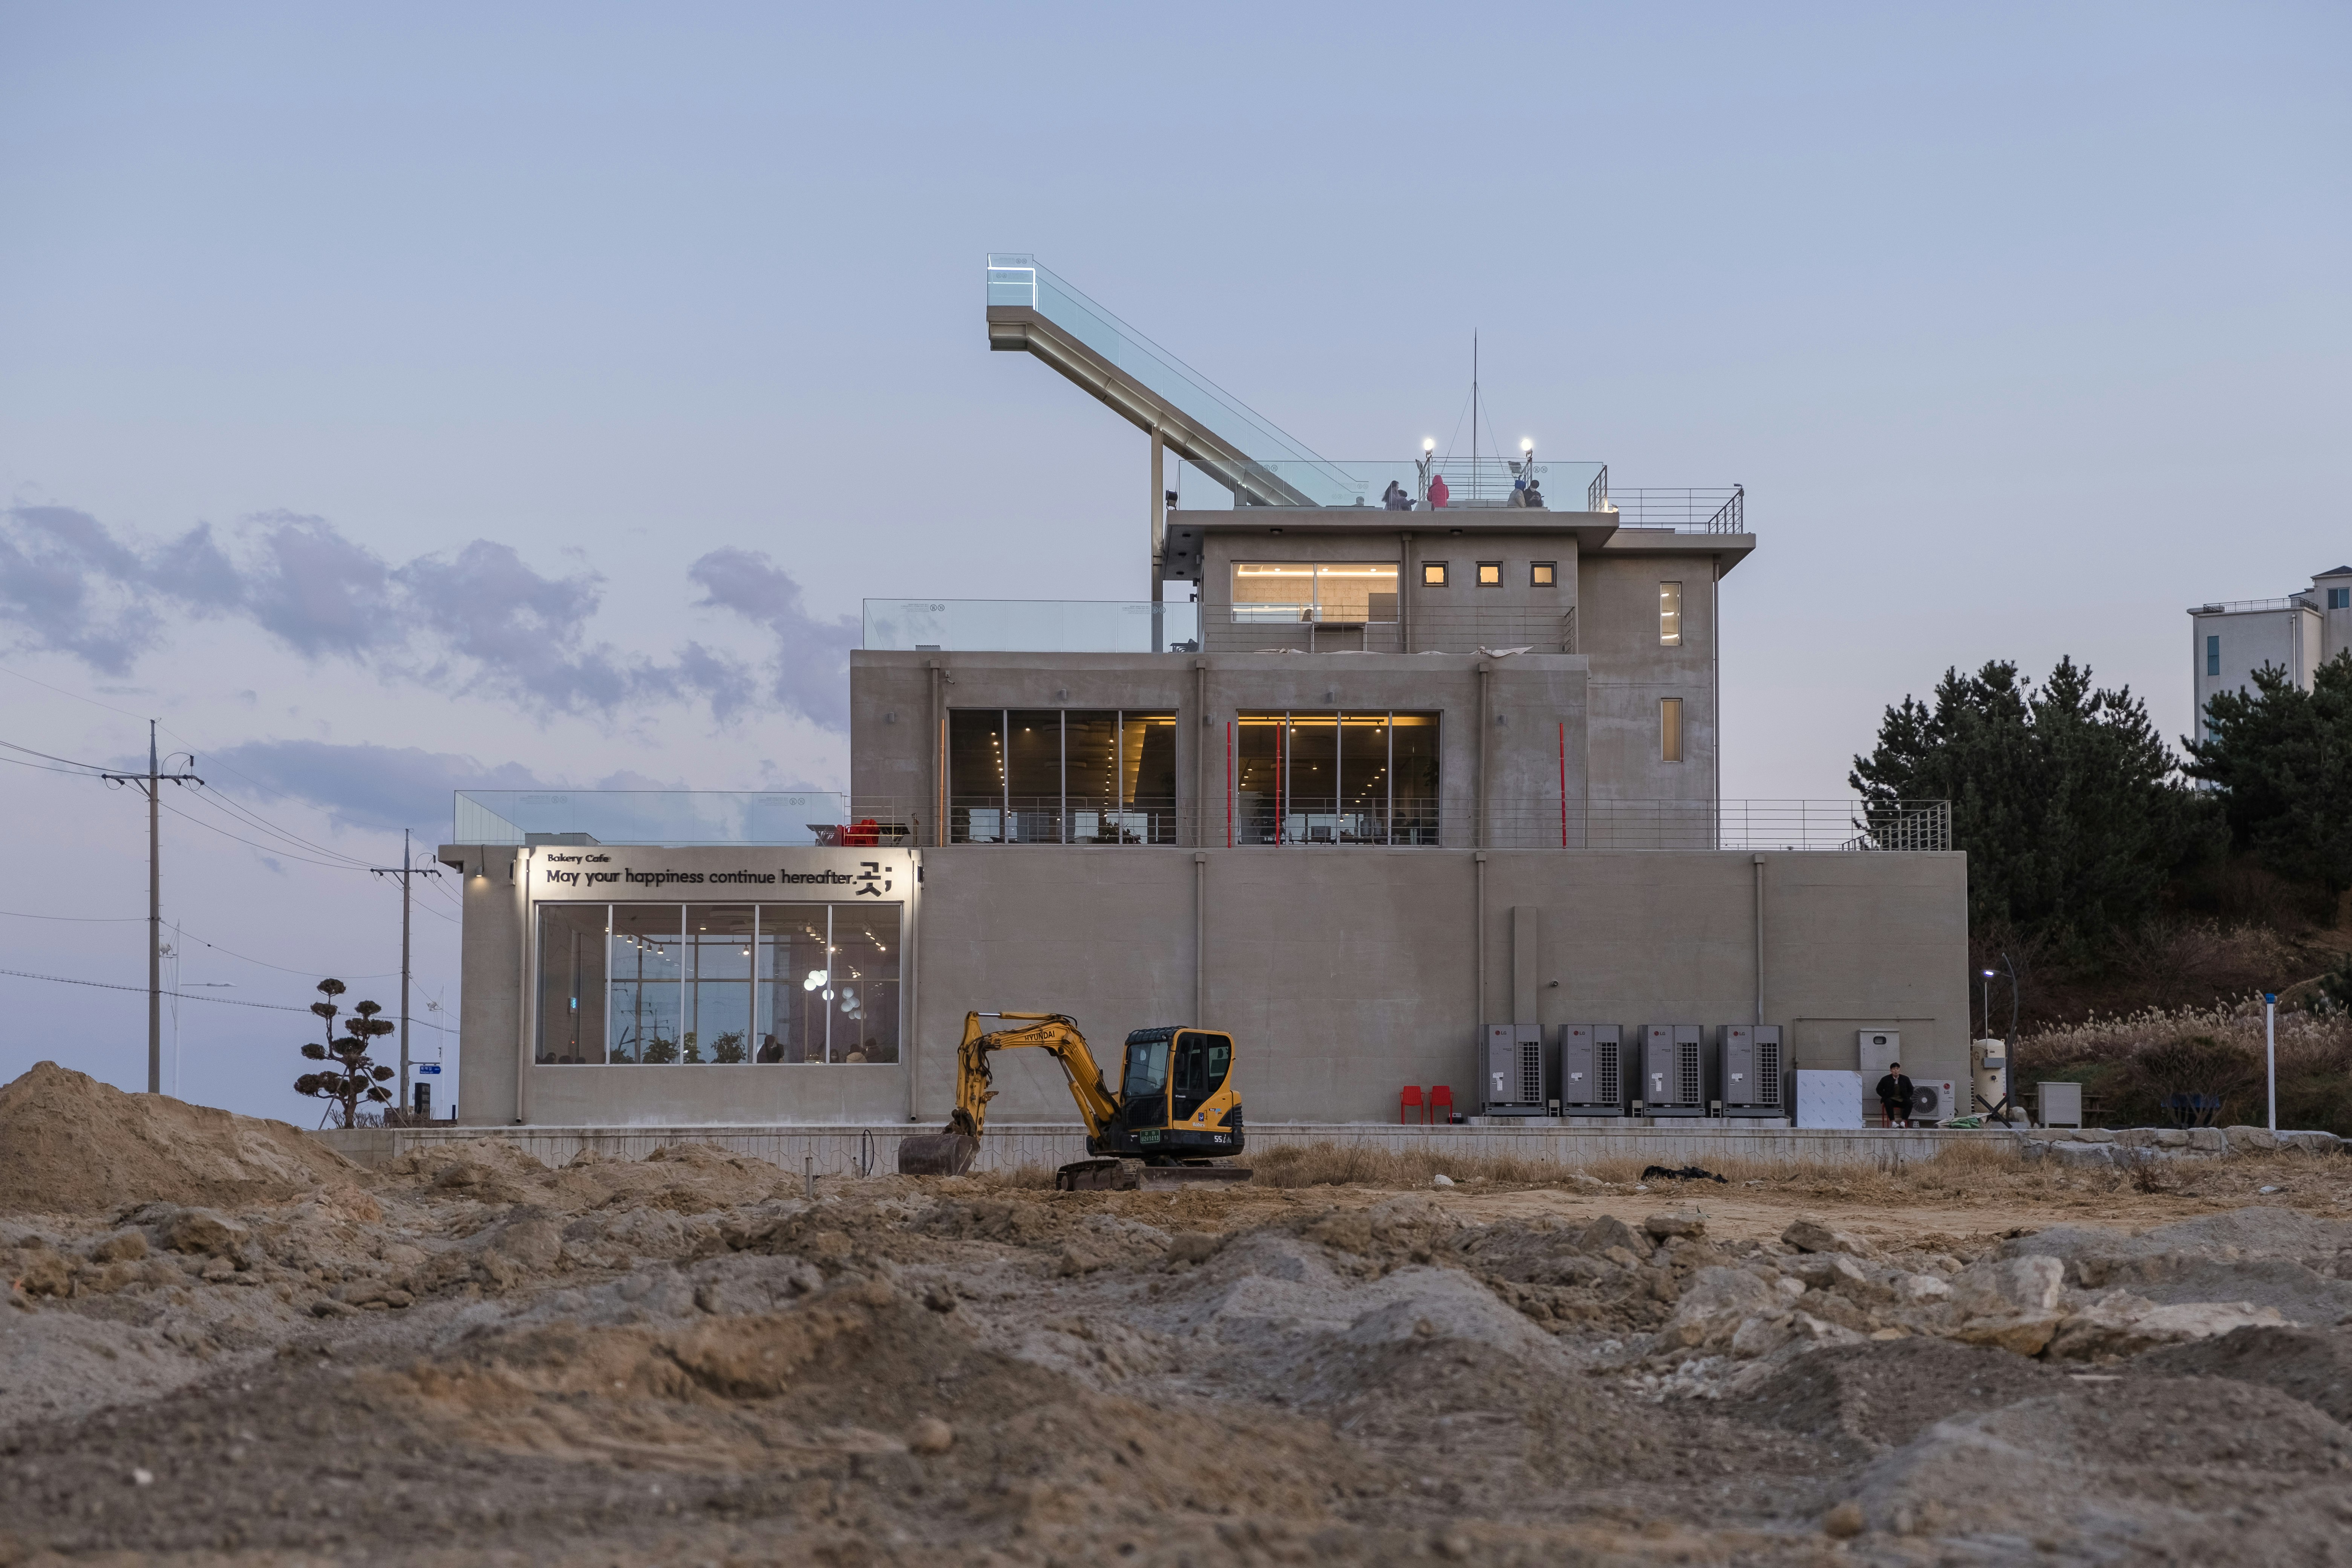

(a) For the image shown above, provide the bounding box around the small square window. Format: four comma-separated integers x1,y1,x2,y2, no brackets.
1531,562,1556,587
1422,562,1449,586
2331,587,2350,610
1476,562,1502,587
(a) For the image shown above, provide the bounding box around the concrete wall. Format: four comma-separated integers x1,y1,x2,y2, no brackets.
1579,553,1718,807
852,651,1600,850
2192,603,2321,727
441,842,1968,1132
314,1120,1977,1174
919,845,1969,1127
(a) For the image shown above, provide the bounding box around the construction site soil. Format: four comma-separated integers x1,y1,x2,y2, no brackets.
9,1062,2352,1565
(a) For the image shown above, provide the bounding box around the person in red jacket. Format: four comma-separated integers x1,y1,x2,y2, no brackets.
1428,473,1450,508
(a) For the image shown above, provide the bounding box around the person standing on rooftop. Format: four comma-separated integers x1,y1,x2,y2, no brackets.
1429,473,1450,508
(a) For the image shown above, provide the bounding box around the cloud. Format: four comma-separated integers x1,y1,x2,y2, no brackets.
0,504,166,672
688,547,859,730
204,739,550,836
0,505,838,728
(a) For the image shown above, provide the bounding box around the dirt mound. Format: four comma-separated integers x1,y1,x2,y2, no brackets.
1730,1338,2065,1453
1852,1376,2352,1551
2136,1324,2352,1424
0,1271,1377,1559
0,1062,359,1215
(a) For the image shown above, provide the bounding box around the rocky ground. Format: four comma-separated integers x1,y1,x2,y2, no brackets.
8,1064,2352,1565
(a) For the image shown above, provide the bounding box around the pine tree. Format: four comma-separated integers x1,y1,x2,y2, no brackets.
2185,650,2352,896
296,977,398,1128
1851,657,2205,952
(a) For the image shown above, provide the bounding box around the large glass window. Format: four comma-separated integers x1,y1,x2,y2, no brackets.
1230,562,1399,623
536,902,901,1065
1231,711,1440,845
950,709,1177,844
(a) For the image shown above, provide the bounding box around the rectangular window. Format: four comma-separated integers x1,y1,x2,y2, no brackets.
538,901,902,1065
1476,562,1502,587
1421,562,1449,587
2331,588,2349,610
1531,562,1556,587
1661,697,1684,764
951,709,1177,843
1660,582,1683,646
2205,634,2220,677
1233,711,1441,845
1230,562,1399,623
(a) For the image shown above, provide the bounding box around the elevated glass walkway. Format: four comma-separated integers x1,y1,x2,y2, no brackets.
987,254,1360,507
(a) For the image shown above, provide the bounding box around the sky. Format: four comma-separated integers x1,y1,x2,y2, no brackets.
3,2,2347,1119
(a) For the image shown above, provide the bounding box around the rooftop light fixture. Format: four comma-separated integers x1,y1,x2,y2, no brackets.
1423,439,1435,452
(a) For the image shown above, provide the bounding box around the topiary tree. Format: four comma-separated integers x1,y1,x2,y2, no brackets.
296,977,397,1128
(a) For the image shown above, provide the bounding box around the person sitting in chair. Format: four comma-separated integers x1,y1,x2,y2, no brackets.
1876,1061,1916,1128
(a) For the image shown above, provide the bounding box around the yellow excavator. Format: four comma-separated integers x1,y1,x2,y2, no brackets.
896,1011,1248,1189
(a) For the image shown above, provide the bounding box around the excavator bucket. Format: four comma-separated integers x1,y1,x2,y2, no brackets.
896,1132,979,1177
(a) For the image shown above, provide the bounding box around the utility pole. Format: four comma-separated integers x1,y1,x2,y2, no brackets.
101,722,201,1094
372,829,441,1118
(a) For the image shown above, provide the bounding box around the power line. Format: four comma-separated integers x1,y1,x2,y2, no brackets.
0,909,147,922
154,796,374,870
0,966,308,1013
0,662,150,721
0,752,112,776
0,737,110,773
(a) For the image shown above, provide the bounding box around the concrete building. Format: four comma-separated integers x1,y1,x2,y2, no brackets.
438,257,1971,1134
2189,566,2352,737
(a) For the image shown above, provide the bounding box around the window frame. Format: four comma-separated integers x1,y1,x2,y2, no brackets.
949,708,1178,844
537,900,903,1067
1660,696,1684,764
1659,581,1683,646
2205,634,2220,678
1475,561,1503,588
1530,562,1556,588
1421,562,1449,587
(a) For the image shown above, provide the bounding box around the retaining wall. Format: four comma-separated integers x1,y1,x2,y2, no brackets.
313,1120,1985,1174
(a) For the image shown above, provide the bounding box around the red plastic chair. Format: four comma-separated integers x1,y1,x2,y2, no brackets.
1400,1085,1425,1124
1428,1085,1455,1124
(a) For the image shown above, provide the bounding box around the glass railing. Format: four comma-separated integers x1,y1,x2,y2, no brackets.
862,599,1203,652
986,254,1342,489
1180,456,1609,511
453,790,913,848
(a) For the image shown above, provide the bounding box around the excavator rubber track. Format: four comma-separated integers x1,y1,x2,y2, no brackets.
1054,1158,1251,1192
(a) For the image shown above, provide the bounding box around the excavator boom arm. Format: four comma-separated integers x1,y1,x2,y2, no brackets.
949,1011,1122,1141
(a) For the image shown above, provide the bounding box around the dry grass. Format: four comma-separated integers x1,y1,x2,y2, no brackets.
2019,998,2352,1134
1243,1136,2032,1197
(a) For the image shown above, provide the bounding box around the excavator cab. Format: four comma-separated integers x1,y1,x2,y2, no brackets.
1095,1026,1243,1161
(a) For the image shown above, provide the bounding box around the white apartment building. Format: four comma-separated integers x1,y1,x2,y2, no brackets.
2190,566,2352,737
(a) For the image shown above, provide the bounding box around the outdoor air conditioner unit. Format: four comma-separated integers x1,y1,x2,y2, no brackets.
1483,1023,1547,1116
1718,1025,1784,1118
1559,1024,1623,1116
1638,1024,1707,1118
1906,1078,1958,1124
